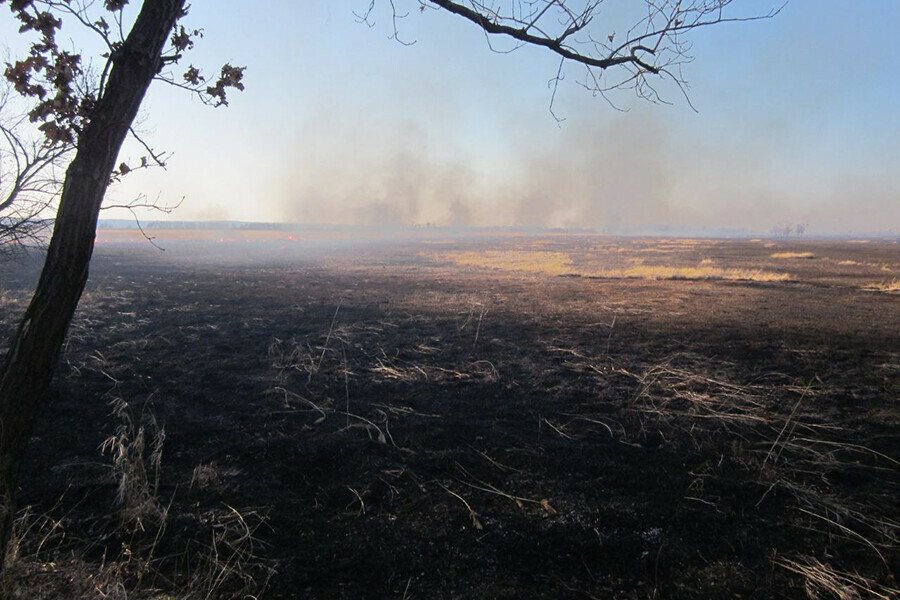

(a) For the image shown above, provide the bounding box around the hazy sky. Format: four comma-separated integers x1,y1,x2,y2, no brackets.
4,1,898,234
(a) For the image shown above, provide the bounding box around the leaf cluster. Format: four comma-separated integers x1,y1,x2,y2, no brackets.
3,0,93,143
1,0,246,147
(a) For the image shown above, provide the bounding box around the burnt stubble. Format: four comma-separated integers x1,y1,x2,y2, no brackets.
2,234,897,599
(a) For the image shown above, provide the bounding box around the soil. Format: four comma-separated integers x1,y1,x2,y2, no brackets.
1,235,898,599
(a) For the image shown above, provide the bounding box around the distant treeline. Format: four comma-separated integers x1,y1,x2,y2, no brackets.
95,220,599,234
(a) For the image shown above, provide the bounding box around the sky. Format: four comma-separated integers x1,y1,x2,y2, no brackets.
3,1,898,235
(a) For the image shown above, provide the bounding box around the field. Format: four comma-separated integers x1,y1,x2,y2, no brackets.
1,234,898,599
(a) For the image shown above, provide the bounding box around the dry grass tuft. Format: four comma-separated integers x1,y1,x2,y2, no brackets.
100,396,166,531
615,357,900,596
865,279,900,293
771,252,816,259
3,398,273,600
620,358,775,439
609,265,792,282
187,506,275,600
776,556,900,600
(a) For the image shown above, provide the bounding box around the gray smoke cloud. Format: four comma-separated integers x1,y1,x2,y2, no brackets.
277,99,897,235
498,108,676,232
279,110,486,227
279,102,682,231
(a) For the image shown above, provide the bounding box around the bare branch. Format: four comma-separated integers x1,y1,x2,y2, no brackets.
0,82,72,254
102,193,184,250
418,0,782,107
128,126,169,169
426,0,646,71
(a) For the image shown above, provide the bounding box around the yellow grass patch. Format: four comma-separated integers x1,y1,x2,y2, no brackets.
866,279,900,293
833,258,896,271
435,252,791,282
436,251,577,275
770,252,816,259
603,265,792,282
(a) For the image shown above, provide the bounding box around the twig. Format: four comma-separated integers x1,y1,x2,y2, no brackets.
605,314,616,357
763,378,815,468
438,483,483,530
343,343,350,428
473,305,486,352
315,301,342,375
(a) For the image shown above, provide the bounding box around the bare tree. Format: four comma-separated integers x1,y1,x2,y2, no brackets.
0,0,774,571
771,223,793,237
0,0,244,567
0,80,71,254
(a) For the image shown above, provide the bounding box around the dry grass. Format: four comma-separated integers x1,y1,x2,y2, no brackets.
609,357,900,596
186,506,274,600
776,556,900,600
607,265,792,282
522,343,896,596
865,279,900,293
3,399,273,600
4,508,273,600
101,396,166,532
622,360,774,429
436,250,577,276
435,251,792,282
771,252,816,259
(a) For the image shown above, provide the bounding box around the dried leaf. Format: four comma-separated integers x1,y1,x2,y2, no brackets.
540,499,557,514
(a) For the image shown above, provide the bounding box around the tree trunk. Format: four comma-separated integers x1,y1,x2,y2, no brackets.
0,0,185,569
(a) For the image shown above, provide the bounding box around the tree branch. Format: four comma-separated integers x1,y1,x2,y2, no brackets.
421,0,783,107
426,0,643,71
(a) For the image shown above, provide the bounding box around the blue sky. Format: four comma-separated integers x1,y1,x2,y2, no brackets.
3,1,898,234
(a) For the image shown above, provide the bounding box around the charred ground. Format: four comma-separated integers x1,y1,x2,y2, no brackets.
1,235,898,599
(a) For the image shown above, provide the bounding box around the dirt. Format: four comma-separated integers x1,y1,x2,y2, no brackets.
1,235,898,599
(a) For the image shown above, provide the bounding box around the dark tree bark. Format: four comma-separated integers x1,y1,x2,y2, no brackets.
0,0,186,568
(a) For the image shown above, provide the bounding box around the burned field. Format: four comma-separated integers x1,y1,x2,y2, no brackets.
1,235,898,599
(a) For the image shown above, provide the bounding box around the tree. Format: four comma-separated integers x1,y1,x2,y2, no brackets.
0,0,775,572
0,0,245,568
0,79,71,254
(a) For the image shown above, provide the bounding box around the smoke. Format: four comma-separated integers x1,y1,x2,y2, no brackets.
499,108,676,232
279,102,682,231
279,99,487,227
277,99,898,235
